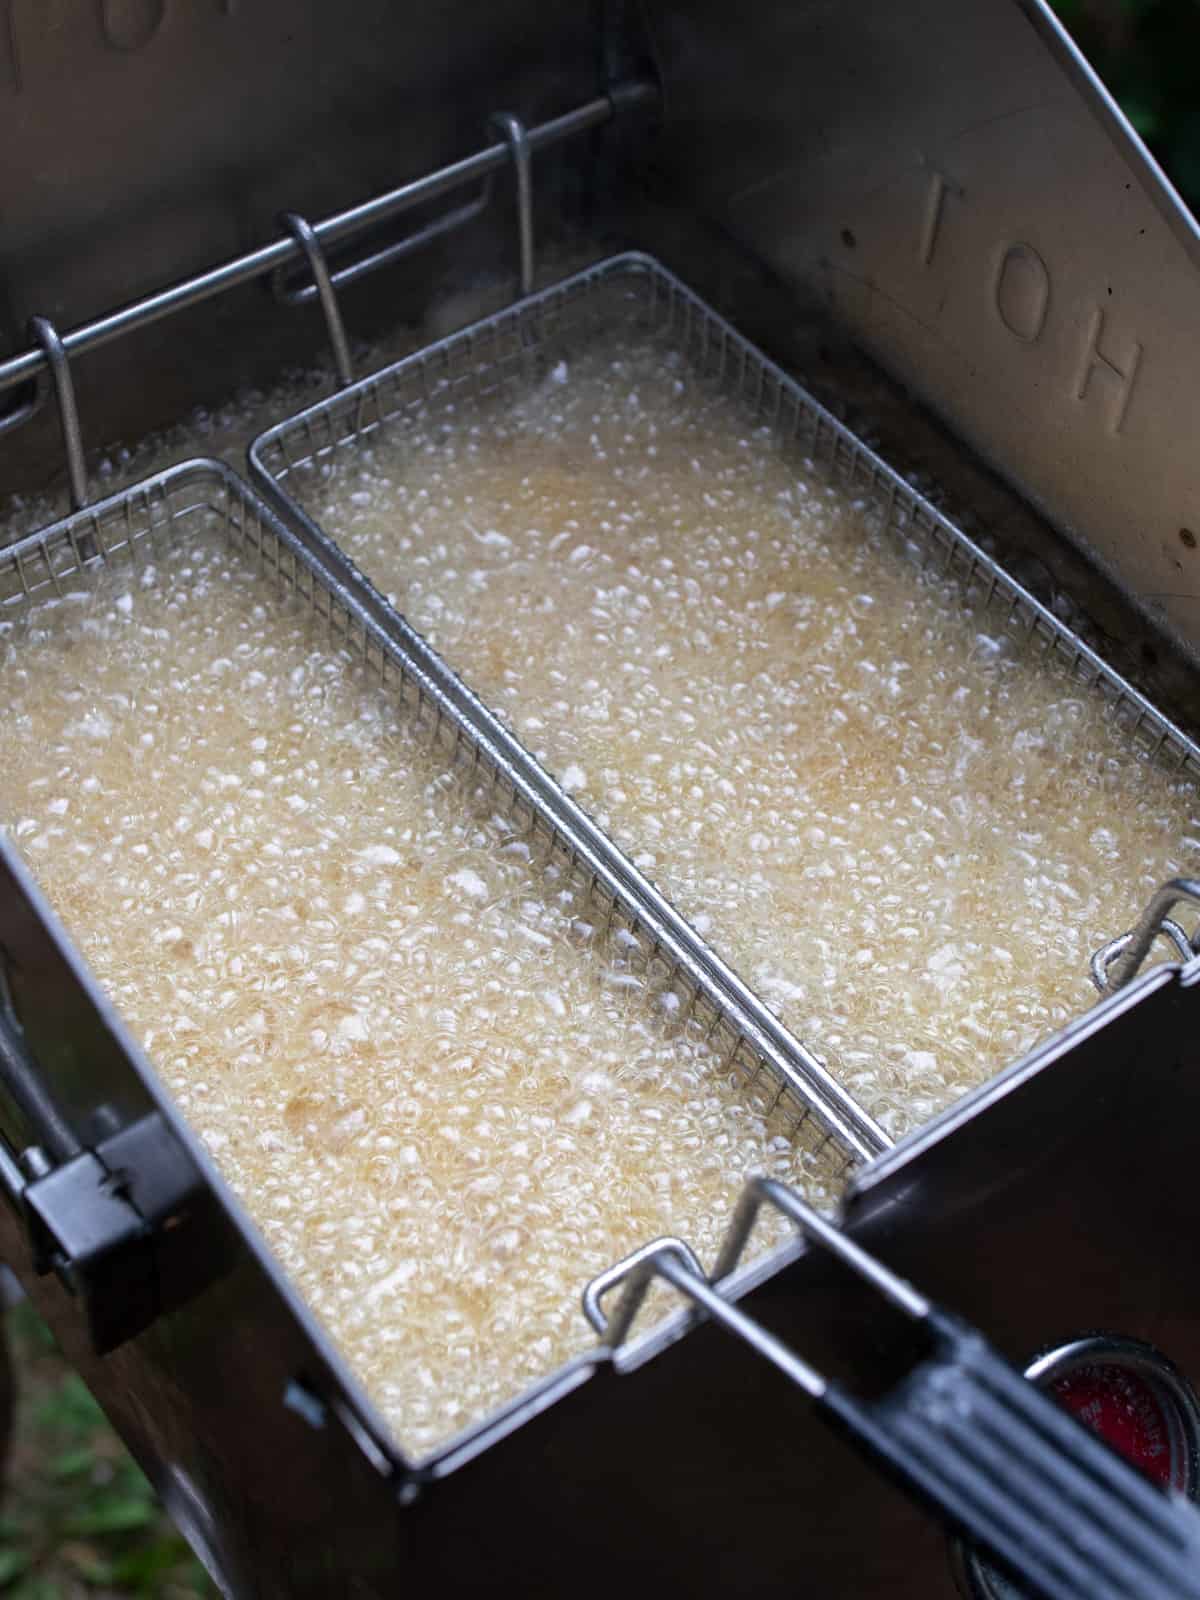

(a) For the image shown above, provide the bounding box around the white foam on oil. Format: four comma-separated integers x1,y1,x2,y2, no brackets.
307,332,1200,1139
0,525,832,1453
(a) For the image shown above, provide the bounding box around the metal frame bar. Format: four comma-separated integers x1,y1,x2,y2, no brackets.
0,84,656,403
270,184,494,309
0,1004,81,1170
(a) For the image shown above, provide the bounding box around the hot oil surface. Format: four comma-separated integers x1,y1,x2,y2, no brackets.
309,335,1199,1135
0,529,824,1452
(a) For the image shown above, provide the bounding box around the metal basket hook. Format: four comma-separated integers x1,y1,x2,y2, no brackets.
1091,876,1200,993
27,317,86,511
277,212,354,388
488,112,534,298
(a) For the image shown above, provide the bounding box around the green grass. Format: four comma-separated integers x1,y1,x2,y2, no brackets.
0,1303,213,1599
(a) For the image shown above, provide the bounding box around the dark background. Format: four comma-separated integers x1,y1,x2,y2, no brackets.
1056,0,1200,205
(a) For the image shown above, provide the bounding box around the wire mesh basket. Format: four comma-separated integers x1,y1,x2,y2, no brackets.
251,252,1200,780
248,250,1200,1175
0,456,879,1178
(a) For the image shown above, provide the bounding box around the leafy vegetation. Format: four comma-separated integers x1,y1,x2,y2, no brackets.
0,1305,211,1598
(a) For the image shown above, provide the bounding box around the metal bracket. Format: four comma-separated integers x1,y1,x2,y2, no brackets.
586,1178,1200,1600
0,84,656,454
0,1000,218,1353
17,1110,209,1354
1091,877,1200,993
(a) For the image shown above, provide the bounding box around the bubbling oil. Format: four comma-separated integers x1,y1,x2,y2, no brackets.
0,526,831,1453
306,333,1200,1136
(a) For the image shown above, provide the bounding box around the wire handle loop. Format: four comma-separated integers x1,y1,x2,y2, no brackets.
1091,877,1200,993
584,1177,929,1358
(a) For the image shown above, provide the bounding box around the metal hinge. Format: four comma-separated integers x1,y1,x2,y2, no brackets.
20,1111,209,1355
0,979,219,1354
282,1374,421,1506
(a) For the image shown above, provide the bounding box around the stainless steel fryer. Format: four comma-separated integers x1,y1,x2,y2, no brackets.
3,3,1200,1596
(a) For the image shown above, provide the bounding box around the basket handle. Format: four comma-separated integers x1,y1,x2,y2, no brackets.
586,1179,1200,1600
